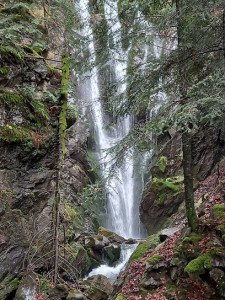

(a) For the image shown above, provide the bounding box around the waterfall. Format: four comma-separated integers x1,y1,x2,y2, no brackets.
75,0,163,282
76,0,145,239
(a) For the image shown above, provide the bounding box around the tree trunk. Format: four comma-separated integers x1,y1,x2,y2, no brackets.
182,132,198,231
176,0,198,231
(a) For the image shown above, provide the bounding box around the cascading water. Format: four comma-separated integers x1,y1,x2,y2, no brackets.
75,0,163,282
77,0,142,240
84,243,137,283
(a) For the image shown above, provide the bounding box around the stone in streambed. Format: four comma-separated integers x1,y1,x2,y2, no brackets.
98,227,125,243
83,274,112,300
84,235,109,250
103,244,121,264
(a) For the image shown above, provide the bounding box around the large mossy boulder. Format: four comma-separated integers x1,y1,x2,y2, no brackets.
83,274,113,300
48,284,69,299
98,227,125,243
84,235,109,250
128,234,161,264
140,175,184,234
66,243,92,277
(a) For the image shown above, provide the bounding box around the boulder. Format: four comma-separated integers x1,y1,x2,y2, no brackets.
69,245,92,277
140,276,161,289
84,235,109,251
103,244,121,264
98,227,125,243
67,289,87,300
209,268,224,283
159,227,180,242
48,284,69,299
83,274,113,300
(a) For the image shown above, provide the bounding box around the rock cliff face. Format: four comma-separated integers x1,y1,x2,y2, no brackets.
0,3,101,298
140,127,225,235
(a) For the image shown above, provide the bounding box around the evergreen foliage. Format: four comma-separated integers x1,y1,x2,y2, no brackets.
73,0,225,230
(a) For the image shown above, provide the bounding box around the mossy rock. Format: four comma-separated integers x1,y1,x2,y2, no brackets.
158,156,168,173
67,289,87,300
83,275,112,300
182,232,203,244
103,244,121,264
0,67,9,75
67,243,92,277
87,286,108,300
213,204,225,220
48,284,68,298
98,227,125,243
146,254,161,266
146,233,161,251
152,176,184,193
184,254,212,277
115,293,124,300
174,232,203,258
0,275,19,299
128,241,147,264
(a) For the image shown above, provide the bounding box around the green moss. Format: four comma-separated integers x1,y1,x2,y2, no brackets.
146,233,161,251
98,227,114,239
146,254,161,266
152,176,184,204
128,241,147,263
196,193,208,208
217,224,225,232
174,232,203,259
115,293,124,300
158,156,167,172
67,290,82,299
46,63,61,77
213,204,225,219
0,275,19,298
182,232,203,244
65,204,77,221
0,67,9,75
155,176,184,192
164,285,176,297
59,101,67,158
61,53,70,99
59,54,70,159
184,254,212,277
